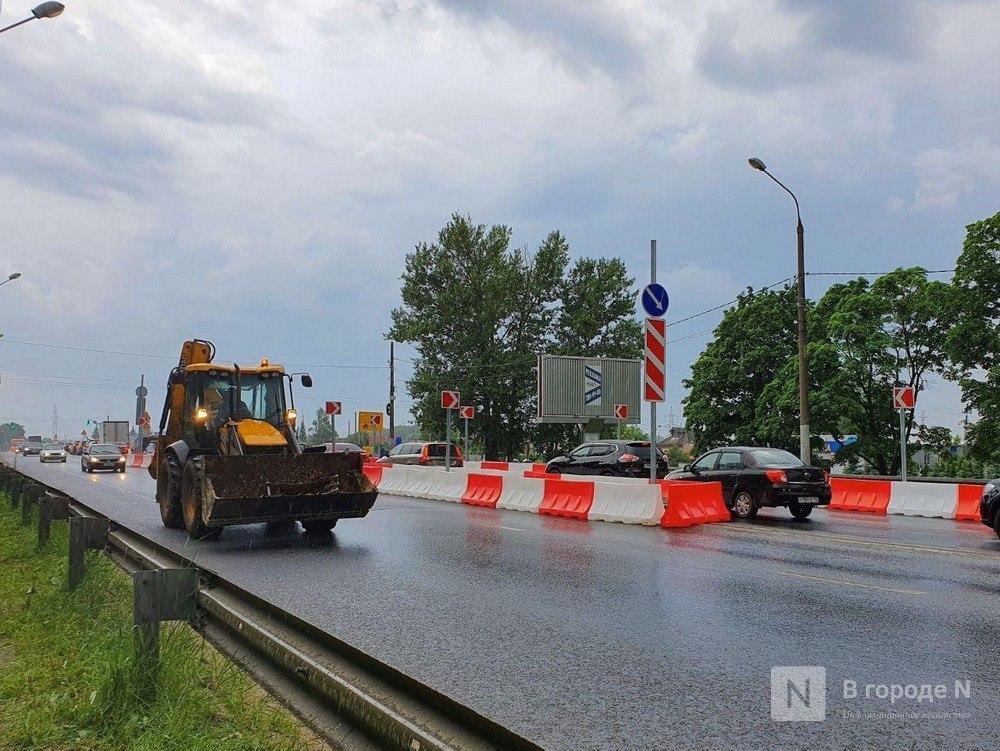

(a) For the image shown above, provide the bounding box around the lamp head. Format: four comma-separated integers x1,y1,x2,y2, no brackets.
748,157,767,172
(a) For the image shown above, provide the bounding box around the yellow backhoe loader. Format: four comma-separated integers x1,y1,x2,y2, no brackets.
149,339,377,539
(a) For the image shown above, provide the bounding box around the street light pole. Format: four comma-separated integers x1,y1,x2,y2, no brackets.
0,2,64,35
0,272,22,288
748,157,811,463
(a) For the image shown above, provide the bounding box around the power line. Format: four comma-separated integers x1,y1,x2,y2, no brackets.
807,269,954,277
665,275,796,327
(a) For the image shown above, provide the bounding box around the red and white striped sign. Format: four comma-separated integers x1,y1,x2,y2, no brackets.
459,405,475,420
893,386,915,409
614,403,628,420
644,317,666,402
441,390,460,410
325,401,342,416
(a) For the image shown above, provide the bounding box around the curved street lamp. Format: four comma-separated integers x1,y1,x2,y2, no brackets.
0,3,65,35
0,272,23,288
748,156,811,463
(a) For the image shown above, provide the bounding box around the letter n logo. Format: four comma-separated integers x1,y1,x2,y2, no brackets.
771,666,827,721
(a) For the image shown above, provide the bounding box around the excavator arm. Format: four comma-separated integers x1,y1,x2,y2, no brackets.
148,339,214,479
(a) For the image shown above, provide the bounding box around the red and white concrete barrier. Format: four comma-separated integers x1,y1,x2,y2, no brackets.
363,466,729,528
830,476,986,522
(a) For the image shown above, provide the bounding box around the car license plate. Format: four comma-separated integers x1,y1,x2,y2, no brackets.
801,496,819,504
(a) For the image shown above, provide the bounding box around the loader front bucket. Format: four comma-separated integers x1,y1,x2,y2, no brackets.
200,453,378,527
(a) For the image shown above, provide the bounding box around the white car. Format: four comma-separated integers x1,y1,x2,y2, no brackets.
39,443,67,463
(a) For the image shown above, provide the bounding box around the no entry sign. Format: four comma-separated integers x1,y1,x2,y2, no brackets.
325,401,342,416
441,391,460,410
644,318,666,402
459,406,475,420
893,386,915,410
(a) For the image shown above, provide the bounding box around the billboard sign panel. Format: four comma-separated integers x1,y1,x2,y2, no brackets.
537,354,640,424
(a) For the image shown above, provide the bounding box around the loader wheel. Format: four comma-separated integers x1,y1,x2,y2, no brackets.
301,519,338,533
182,457,221,540
157,453,185,529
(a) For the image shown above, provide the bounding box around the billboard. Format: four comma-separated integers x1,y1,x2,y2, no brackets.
537,354,641,424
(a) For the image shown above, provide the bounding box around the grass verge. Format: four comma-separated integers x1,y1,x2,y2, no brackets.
0,492,326,751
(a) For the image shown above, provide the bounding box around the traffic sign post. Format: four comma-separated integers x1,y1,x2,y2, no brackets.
326,401,342,441
893,387,915,481
459,406,474,459
441,391,460,472
614,403,628,439
643,240,667,484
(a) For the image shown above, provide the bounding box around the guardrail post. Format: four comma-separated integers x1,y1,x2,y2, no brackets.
68,516,110,589
10,477,22,510
20,483,38,527
38,493,71,546
133,568,198,695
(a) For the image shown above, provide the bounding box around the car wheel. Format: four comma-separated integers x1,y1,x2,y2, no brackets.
993,508,1000,540
600,470,615,477
731,489,758,519
547,466,561,475
301,519,338,533
788,501,813,521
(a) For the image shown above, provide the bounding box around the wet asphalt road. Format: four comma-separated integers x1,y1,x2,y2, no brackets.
6,454,1000,751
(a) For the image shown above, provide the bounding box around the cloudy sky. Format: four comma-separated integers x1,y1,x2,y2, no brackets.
1,0,997,440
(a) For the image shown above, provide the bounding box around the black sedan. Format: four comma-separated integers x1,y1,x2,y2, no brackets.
545,441,669,478
979,480,1000,538
669,446,830,520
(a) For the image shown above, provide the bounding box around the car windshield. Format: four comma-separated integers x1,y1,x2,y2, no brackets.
750,448,804,467
43,444,62,450
333,443,362,453
91,444,119,455
625,442,663,459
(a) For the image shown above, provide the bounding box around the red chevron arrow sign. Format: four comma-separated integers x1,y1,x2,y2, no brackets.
644,317,666,403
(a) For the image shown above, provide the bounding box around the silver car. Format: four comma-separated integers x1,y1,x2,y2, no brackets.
39,442,67,463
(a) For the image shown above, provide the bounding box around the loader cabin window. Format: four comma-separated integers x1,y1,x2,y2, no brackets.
185,372,287,449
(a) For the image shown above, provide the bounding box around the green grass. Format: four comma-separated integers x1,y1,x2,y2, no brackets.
0,493,325,751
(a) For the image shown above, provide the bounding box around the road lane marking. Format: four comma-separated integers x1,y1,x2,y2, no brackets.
779,569,927,595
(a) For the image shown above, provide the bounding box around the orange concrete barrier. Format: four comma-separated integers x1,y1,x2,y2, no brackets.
480,460,510,471
828,477,891,514
462,473,502,508
362,464,383,486
955,484,985,522
658,480,729,527
538,477,594,520
130,453,144,468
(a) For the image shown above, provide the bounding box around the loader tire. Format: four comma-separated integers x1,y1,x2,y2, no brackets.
300,519,338,533
157,453,185,529
182,457,221,540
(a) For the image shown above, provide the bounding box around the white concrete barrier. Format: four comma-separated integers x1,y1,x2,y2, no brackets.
588,482,663,525
496,476,544,512
887,481,958,519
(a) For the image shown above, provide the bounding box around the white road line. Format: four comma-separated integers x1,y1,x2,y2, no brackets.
779,569,927,596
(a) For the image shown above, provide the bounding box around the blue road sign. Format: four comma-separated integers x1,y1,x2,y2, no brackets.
641,283,669,317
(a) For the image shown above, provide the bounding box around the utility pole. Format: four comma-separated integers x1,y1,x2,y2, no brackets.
388,340,396,448
649,239,657,484
51,405,59,439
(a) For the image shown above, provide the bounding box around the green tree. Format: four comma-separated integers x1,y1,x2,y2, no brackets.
760,268,949,473
553,258,642,357
945,210,1000,465
390,214,567,460
306,408,333,445
683,286,798,453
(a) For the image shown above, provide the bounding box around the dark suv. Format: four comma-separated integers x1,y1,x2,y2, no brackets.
669,446,831,520
545,441,669,478
979,480,1000,538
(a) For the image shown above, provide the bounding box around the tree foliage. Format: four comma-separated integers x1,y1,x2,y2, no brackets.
1,422,25,451
390,214,641,460
945,210,1000,465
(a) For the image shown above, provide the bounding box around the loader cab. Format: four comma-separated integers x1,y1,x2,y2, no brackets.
183,366,293,454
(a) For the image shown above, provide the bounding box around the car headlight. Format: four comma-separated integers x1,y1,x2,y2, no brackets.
985,483,996,495
118,457,126,463
90,457,98,463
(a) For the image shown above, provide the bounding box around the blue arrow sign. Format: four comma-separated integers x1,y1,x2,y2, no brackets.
641,283,669,317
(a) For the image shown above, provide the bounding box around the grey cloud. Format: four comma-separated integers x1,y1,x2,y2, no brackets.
432,0,642,75
698,0,930,90
0,12,283,199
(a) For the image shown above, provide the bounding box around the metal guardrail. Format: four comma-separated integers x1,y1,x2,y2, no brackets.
0,461,543,751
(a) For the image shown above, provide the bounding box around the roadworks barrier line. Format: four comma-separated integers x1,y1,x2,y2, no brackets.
830,476,987,521
365,466,728,528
